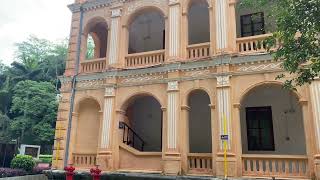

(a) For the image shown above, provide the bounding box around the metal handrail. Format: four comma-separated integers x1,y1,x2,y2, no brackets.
119,121,145,151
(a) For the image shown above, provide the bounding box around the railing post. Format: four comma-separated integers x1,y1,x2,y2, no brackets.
64,165,75,180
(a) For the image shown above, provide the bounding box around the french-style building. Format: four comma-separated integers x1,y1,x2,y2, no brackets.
53,0,320,179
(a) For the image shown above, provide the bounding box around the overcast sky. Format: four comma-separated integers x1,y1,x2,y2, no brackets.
0,0,74,65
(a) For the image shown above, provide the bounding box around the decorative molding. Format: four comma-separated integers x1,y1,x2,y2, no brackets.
167,81,179,91
237,62,282,72
121,75,164,83
185,70,210,77
169,0,179,6
77,79,105,89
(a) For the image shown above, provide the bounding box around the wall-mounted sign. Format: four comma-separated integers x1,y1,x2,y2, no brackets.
220,135,229,141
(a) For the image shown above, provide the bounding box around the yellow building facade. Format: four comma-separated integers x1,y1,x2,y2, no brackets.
53,0,320,179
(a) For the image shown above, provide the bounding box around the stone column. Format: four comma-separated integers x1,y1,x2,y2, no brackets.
216,75,236,177
108,8,121,67
163,81,181,175
97,87,115,170
309,79,320,178
180,105,190,174
168,0,181,61
215,0,228,53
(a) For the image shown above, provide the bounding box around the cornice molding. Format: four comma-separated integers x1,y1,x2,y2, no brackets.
68,0,128,13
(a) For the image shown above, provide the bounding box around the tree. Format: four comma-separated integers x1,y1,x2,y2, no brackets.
0,113,11,143
239,0,320,87
10,80,58,145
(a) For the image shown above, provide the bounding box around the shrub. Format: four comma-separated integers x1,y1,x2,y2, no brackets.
0,168,27,178
10,155,35,172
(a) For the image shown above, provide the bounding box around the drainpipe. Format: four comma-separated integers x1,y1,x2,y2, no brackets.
64,6,84,167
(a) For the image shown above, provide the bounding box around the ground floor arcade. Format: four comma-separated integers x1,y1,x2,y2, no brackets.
53,72,320,179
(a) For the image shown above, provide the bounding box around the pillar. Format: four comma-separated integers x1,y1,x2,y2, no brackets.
309,79,320,178
108,8,121,67
180,105,190,174
168,0,181,61
215,75,236,177
215,0,228,53
163,81,181,175
97,87,115,170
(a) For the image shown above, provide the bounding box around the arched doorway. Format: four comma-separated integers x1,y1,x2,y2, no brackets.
240,84,306,155
121,95,162,152
84,19,108,59
128,10,165,54
188,0,210,45
75,98,101,153
188,90,212,153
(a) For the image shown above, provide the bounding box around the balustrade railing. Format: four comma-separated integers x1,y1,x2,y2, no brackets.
242,154,309,178
236,33,275,54
119,121,145,151
125,50,165,68
80,58,106,73
72,153,97,167
187,42,211,59
188,153,213,174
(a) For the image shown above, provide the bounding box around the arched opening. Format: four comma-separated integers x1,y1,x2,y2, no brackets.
188,90,212,153
75,99,101,153
188,0,210,45
121,95,162,152
85,20,108,59
128,10,165,54
240,84,306,155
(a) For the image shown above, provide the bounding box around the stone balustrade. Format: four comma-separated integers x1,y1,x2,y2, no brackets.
80,58,106,73
242,154,309,178
187,153,213,174
187,42,211,60
236,33,274,54
125,50,165,68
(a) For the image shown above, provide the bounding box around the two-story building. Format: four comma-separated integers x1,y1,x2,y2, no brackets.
53,0,320,179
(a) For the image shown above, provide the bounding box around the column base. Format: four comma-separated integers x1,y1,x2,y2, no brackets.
314,155,320,180
97,151,114,171
163,152,181,175
215,152,237,178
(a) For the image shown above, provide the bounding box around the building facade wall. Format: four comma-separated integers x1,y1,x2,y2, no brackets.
53,0,320,179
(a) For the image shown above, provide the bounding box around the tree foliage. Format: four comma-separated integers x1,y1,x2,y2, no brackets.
239,0,320,87
0,35,68,146
10,80,58,144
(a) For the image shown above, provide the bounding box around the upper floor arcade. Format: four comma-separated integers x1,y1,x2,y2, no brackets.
66,0,277,75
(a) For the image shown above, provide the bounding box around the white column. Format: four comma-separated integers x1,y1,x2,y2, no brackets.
108,8,121,65
216,76,232,150
168,0,180,59
100,87,115,149
216,0,228,50
167,81,179,150
310,79,320,151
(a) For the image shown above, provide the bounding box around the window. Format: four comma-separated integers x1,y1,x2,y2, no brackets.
240,12,265,37
246,106,275,151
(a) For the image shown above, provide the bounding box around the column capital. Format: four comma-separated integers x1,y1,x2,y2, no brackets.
105,87,116,97
169,0,180,6
111,8,122,18
167,81,179,92
216,75,231,87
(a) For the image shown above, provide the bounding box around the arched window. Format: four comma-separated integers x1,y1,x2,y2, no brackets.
85,20,108,59
128,10,165,54
188,90,212,153
188,0,210,44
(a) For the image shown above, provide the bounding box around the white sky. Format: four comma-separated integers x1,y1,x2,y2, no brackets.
0,0,74,65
